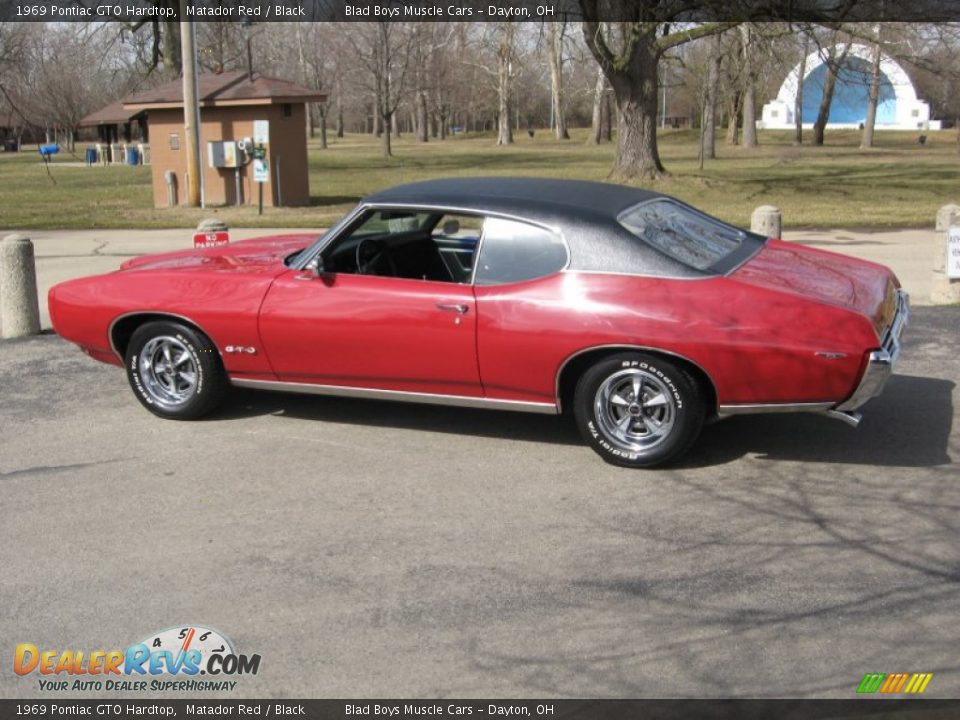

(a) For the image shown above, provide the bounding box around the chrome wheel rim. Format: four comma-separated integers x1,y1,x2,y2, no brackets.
139,336,198,409
594,369,676,454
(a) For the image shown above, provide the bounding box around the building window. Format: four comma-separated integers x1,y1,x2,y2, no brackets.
770,110,779,118
911,108,920,117
282,103,292,118
169,133,180,151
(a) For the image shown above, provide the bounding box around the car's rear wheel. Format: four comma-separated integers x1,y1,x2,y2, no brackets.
125,320,227,419
573,352,705,468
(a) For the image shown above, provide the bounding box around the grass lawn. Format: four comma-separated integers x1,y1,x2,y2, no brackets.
0,127,957,230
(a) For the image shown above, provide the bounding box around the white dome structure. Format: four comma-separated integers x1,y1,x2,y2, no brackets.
761,44,940,131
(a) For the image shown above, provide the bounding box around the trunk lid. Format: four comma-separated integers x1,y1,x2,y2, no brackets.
732,239,898,336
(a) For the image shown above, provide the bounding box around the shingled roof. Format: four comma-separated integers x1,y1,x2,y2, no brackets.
79,101,144,127
123,70,325,110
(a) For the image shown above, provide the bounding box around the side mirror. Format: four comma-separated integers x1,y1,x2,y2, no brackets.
306,256,324,276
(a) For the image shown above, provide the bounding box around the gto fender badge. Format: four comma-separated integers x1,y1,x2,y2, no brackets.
815,351,848,359
224,345,257,355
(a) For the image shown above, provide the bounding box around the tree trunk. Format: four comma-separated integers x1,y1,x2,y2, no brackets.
382,113,392,156
162,21,181,76
740,25,758,148
335,76,344,138
589,65,605,144
496,24,514,145
416,91,428,142
726,91,741,145
794,36,809,145
547,22,569,140
860,40,882,149
601,90,613,142
704,34,721,160
319,104,328,149
814,44,850,146
582,27,665,179
605,48,665,180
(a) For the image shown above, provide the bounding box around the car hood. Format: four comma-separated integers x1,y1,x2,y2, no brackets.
731,239,898,336
118,234,318,274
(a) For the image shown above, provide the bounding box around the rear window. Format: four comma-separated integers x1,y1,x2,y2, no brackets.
618,199,748,271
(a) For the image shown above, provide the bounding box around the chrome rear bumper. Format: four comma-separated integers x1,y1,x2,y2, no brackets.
835,289,909,412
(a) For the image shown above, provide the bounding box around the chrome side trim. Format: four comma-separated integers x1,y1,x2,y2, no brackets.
230,378,559,415
836,289,909,412
554,344,721,415
107,310,222,364
717,402,834,417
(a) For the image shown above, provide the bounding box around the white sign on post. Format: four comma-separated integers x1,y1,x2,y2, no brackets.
949,226,960,279
253,120,269,146
253,158,269,183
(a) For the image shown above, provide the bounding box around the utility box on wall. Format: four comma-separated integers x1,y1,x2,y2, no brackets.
122,71,326,208
208,141,240,169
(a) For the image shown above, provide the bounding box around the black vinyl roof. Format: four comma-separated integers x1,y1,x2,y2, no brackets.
360,177,761,278
366,177,664,224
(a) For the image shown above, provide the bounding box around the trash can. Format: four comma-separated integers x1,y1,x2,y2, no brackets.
126,147,139,165
85,148,97,166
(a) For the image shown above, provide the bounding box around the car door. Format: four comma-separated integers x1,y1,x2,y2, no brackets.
257,213,482,397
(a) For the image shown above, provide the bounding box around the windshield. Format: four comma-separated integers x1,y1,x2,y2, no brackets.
619,199,752,272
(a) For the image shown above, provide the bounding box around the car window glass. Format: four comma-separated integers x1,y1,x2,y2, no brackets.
618,199,745,271
431,214,481,283
474,218,567,286
321,209,475,283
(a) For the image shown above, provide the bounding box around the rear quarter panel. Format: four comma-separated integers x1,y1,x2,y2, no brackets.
474,272,880,406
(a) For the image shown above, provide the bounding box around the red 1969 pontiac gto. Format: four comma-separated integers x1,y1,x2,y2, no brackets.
49,178,907,467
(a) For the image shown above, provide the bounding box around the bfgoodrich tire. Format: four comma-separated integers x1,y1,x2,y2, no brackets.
573,352,705,468
125,320,227,420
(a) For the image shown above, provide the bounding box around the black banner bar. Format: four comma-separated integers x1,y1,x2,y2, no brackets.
4,700,960,720
2,0,960,23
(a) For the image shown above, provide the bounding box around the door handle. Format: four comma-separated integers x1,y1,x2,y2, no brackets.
436,303,469,314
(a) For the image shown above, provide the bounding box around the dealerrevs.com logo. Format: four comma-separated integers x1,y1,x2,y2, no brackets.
14,626,261,692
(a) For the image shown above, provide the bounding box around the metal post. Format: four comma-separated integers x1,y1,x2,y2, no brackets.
0,234,41,338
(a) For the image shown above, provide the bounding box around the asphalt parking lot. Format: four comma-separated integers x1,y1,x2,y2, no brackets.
1,307,958,699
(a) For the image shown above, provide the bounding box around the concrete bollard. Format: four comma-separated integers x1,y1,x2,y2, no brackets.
197,218,228,233
0,234,41,338
751,205,782,239
931,203,960,305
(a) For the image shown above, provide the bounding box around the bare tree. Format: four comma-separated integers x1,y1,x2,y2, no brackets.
740,24,758,147
495,23,516,145
579,3,734,180
546,21,570,140
813,40,851,146
703,33,722,160
347,22,412,157
860,27,883,149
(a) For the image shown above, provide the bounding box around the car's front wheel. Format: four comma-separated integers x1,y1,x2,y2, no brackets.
125,320,227,419
573,353,705,468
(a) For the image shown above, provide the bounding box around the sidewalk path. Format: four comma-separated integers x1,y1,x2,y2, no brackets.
0,226,938,330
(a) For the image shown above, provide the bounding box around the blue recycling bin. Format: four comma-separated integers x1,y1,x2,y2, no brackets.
126,147,139,165
85,147,97,166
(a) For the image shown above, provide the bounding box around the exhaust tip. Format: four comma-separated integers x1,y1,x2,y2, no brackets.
826,409,862,428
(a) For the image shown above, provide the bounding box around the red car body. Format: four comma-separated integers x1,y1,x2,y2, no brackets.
49,178,907,466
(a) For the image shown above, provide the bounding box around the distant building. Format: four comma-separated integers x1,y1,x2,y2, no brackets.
123,70,326,208
761,44,940,131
